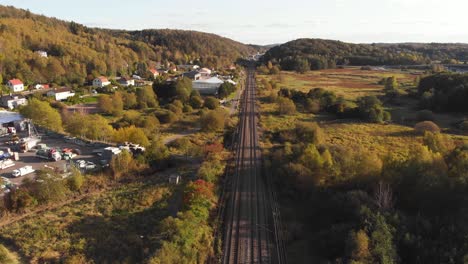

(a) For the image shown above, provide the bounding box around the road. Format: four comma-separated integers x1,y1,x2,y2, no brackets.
221,66,286,263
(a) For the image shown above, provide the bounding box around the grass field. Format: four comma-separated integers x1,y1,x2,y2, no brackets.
0,180,174,263
259,68,418,99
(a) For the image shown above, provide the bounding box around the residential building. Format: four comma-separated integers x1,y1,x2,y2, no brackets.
47,87,75,101
118,77,135,87
92,76,111,88
35,50,48,58
182,70,202,80
34,84,50,90
177,64,200,71
149,69,160,78
1,95,27,110
7,79,24,93
192,77,224,95
199,68,212,77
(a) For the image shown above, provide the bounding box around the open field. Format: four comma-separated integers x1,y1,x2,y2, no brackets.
0,180,173,263
259,68,418,99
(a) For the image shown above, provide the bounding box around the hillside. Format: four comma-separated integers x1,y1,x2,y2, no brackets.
0,5,255,85
262,38,468,71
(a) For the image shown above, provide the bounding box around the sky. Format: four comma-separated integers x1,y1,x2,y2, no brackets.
2,0,468,45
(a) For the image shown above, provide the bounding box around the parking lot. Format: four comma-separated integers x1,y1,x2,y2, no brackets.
0,131,106,188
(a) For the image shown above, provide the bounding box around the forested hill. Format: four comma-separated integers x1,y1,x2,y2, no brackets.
262,38,468,71
0,5,255,85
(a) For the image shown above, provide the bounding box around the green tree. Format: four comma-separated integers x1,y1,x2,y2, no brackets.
110,150,138,179
190,95,204,109
136,86,158,108
98,94,113,114
294,58,310,73
204,96,219,110
346,230,371,262
67,166,85,192
175,77,192,102
200,110,225,132
20,98,63,131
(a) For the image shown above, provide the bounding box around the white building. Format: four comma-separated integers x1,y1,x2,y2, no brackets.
47,87,75,101
93,76,111,88
1,95,27,110
35,50,48,58
149,69,160,79
199,68,212,77
192,77,224,95
7,79,24,93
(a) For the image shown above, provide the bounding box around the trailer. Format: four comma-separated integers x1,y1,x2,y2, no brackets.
12,165,35,178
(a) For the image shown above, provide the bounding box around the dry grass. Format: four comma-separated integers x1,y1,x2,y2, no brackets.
259,68,418,99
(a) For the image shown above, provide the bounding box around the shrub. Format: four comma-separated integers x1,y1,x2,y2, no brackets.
204,96,219,110
417,110,435,121
277,97,296,115
200,110,225,132
305,98,320,114
423,132,455,154
190,95,204,109
295,122,324,145
414,121,441,134
159,111,178,124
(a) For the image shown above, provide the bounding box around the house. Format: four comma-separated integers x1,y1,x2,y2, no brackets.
34,84,50,90
149,69,160,78
177,64,200,71
7,79,24,93
199,68,212,77
1,95,27,110
118,77,135,87
35,50,48,58
182,70,202,80
192,77,224,95
92,76,111,88
47,87,75,101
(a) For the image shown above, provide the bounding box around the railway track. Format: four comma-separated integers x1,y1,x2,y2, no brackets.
220,66,287,264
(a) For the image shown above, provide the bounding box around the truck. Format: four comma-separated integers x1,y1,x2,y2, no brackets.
36,148,62,161
0,159,15,170
19,136,41,153
12,165,35,178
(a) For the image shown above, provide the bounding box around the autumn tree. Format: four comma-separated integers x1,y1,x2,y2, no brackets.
204,96,219,110
136,86,158,108
200,110,225,132
113,125,150,147
20,98,63,131
277,96,296,115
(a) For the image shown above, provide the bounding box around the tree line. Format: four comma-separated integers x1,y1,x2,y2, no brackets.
261,38,468,72
0,5,254,86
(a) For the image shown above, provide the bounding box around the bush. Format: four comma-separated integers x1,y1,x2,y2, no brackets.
414,121,441,134
204,96,219,110
200,110,225,132
190,95,204,109
277,97,296,115
305,98,320,114
159,111,179,124
417,110,435,121
423,132,455,154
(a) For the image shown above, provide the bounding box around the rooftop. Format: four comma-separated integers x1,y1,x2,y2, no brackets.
8,79,23,85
